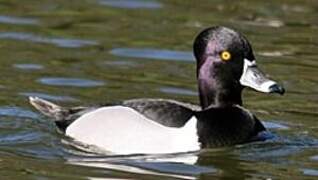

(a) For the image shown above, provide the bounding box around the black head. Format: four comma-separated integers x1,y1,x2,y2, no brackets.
193,26,284,109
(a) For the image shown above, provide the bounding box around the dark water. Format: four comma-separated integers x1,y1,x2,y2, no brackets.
0,0,317,179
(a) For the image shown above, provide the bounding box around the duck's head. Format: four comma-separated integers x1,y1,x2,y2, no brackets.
194,26,285,109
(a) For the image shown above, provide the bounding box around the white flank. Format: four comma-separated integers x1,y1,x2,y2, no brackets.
66,106,200,155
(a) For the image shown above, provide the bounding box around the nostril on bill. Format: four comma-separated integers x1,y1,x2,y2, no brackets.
269,84,285,95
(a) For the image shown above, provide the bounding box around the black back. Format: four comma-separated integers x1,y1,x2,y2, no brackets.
122,99,200,127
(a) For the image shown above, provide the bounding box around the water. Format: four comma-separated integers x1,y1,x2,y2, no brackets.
37,77,105,87
99,0,163,9
0,32,98,48
110,48,194,62
0,0,317,179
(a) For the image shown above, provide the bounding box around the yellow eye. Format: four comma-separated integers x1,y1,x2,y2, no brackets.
221,51,231,61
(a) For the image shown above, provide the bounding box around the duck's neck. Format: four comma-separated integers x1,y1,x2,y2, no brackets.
197,62,243,109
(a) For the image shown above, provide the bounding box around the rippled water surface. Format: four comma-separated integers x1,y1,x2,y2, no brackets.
0,0,317,179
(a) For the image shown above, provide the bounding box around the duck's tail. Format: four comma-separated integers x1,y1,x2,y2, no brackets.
29,97,93,131
29,97,67,120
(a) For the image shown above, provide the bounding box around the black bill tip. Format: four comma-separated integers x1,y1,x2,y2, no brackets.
269,84,285,95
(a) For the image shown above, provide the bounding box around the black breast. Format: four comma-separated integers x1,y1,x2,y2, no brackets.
195,106,266,148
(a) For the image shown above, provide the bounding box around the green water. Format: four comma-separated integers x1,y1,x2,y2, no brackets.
0,0,317,179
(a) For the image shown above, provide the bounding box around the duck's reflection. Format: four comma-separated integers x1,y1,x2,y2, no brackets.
66,150,214,179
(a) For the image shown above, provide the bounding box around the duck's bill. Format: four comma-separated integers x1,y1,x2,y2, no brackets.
240,59,285,95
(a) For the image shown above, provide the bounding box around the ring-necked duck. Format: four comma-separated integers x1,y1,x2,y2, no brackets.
29,26,285,155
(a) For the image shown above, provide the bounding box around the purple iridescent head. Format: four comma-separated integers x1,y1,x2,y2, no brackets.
193,26,284,109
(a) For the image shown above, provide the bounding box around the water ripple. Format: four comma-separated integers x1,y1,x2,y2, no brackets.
37,77,105,87
301,168,318,177
0,131,40,145
311,155,318,161
0,15,39,25
102,60,138,67
263,121,289,130
237,19,284,28
99,0,162,9
258,51,294,57
13,64,44,70
237,134,318,164
159,87,197,96
0,32,98,48
0,106,38,118
110,48,194,62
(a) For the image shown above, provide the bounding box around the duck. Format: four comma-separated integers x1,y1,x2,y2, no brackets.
29,26,285,155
